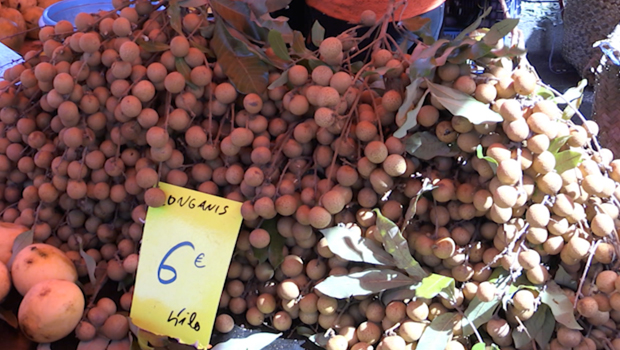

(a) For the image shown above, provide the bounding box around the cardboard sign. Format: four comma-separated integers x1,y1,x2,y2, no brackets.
130,182,243,349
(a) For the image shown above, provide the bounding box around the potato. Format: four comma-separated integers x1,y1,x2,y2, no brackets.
11,244,78,295
0,222,29,265
0,261,10,301
18,279,85,343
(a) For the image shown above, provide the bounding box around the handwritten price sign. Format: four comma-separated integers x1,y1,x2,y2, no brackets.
130,182,243,349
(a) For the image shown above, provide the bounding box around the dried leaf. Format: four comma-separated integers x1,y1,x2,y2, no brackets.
210,0,265,40
77,336,111,350
268,70,288,90
311,20,325,47
394,78,425,138
0,306,18,328
136,38,170,52
77,236,97,285
314,269,415,299
476,144,498,173
554,265,577,290
416,273,456,300
417,312,459,350
210,20,269,94
267,30,291,61
292,30,309,55
454,7,493,41
403,179,437,225
211,332,281,350
320,224,396,266
404,131,453,160
7,229,33,269
178,0,207,7
483,19,519,46
554,149,583,174
374,210,426,280
462,297,501,336
425,80,503,124
548,135,571,154
167,0,183,35
540,281,582,330
401,16,431,32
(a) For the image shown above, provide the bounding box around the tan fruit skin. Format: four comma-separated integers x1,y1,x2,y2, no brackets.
18,279,85,343
0,261,10,301
0,222,29,265
11,243,78,295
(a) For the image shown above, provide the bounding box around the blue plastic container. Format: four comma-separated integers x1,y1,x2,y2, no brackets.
40,0,114,27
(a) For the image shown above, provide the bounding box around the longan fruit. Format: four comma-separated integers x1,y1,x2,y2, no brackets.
249,228,270,249
360,9,377,26
312,65,333,86
476,281,496,302
215,314,234,333
356,321,381,345
319,37,343,60
496,159,521,185
596,271,618,294
577,297,599,318
475,83,497,103
164,72,186,94
382,90,402,112
512,69,537,96
453,75,476,95
503,118,529,142
492,185,517,208
100,314,130,340
317,86,340,107
417,105,439,127
144,188,166,207
435,120,457,143
75,321,96,341
556,326,583,348
591,213,614,237
438,63,460,82
376,336,406,350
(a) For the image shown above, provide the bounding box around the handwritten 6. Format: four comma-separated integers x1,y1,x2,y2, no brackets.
157,241,205,284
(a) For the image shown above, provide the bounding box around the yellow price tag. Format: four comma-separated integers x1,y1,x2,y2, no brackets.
130,182,243,349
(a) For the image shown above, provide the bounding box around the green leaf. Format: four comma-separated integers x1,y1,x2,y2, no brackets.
268,30,291,61
311,20,325,47
314,269,416,299
554,265,578,290
548,135,571,154
200,24,215,38
417,312,459,350
135,38,170,52
381,284,417,305
0,307,18,328
256,14,293,43
454,7,493,41
472,344,499,350
190,38,215,57
514,304,555,349
534,85,555,100
425,80,503,124
292,30,310,55
374,209,427,280
264,218,285,268
483,18,520,46
540,280,582,330
462,297,501,336
168,0,183,35
476,144,498,173
267,70,288,90
175,58,198,90
350,61,364,74
554,149,583,174
211,20,270,94
468,41,494,60
308,59,328,71
559,79,587,119
416,273,456,300
404,131,455,160
394,78,426,138
321,224,396,266
77,236,97,285
7,229,33,269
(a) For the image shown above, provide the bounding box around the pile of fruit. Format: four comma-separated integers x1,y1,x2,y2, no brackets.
1,1,620,349
0,0,59,49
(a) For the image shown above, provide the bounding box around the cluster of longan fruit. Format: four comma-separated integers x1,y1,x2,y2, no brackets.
2,0,620,348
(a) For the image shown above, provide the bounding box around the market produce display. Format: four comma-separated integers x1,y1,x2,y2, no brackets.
0,1,618,349
0,0,58,49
